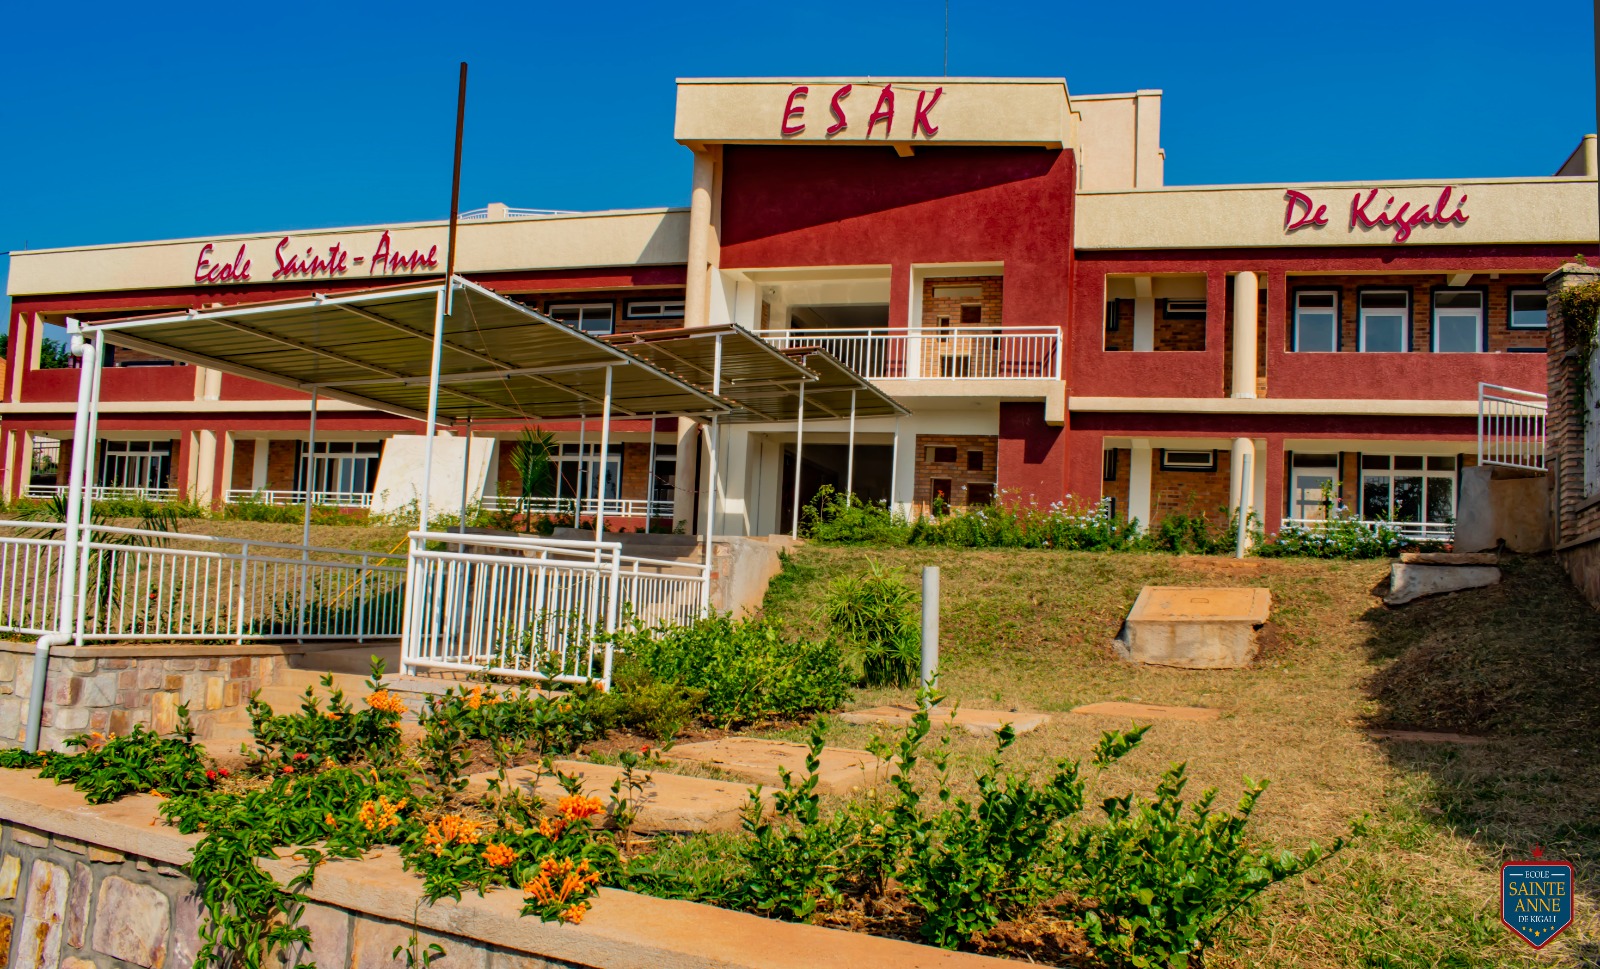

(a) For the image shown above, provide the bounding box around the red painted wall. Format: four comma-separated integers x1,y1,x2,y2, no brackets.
997,402,1068,505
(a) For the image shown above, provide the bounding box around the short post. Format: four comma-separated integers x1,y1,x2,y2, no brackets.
1234,452,1252,559
920,565,939,706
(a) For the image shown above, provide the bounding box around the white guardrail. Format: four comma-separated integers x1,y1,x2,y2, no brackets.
225,489,376,508
1282,518,1455,543
402,531,707,688
758,326,1062,381
1477,382,1548,472
0,520,406,643
478,495,673,518
26,485,180,503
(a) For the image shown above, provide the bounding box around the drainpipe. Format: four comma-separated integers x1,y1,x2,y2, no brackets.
27,333,98,752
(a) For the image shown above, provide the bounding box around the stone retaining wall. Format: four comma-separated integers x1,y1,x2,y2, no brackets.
0,771,1007,969
0,642,293,752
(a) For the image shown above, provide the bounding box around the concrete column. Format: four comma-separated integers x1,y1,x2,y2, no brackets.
216,432,235,510
1132,277,1154,351
672,418,698,531
683,151,716,328
1228,437,1256,521
251,440,269,491
194,429,218,506
1128,439,1153,529
1231,272,1259,399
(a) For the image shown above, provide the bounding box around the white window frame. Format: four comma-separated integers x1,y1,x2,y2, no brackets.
1358,454,1458,525
1431,289,1485,353
1164,299,1207,319
98,440,173,491
547,302,615,337
1293,290,1340,352
554,443,623,501
1358,290,1411,353
1290,453,1340,520
624,299,685,320
1508,289,1548,330
297,440,382,495
1159,449,1217,472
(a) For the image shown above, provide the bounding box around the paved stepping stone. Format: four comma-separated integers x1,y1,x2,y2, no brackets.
1367,729,1489,745
1071,701,1221,722
839,704,1049,737
495,760,768,833
669,737,885,795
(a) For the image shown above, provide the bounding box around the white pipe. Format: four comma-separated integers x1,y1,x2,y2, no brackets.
890,416,902,517
457,417,472,547
845,389,857,504
700,336,723,614
791,383,805,540
578,416,587,520
417,285,448,529
595,367,612,539
74,331,105,645
298,388,318,638
645,415,657,534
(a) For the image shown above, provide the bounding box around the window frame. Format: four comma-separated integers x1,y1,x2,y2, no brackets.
1102,449,1119,482
1162,298,1207,319
1429,286,1487,353
624,299,685,320
1507,288,1549,330
546,301,616,337
1159,449,1218,472
1357,287,1412,353
1357,453,1459,526
1291,287,1342,353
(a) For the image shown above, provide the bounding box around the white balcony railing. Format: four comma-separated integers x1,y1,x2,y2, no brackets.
758,326,1062,381
26,484,180,503
226,489,375,508
1282,517,1455,543
1478,383,1547,472
479,495,673,518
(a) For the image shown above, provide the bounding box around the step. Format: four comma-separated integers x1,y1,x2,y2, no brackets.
1071,701,1221,723
667,737,884,795
840,704,1049,737
489,760,769,833
287,644,401,677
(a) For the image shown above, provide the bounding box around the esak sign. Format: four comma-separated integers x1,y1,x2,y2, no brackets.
779,83,945,139
193,230,441,284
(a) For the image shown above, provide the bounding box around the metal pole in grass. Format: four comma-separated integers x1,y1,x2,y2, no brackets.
920,565,939,706
1234,452,1252,559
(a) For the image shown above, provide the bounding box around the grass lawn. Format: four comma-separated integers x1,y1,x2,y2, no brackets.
756,546,1600,968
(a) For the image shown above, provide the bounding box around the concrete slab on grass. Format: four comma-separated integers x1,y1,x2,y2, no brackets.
501,760,767,833
1384,564,1501,605
839,704,1049,737
1116,586,1271,669
1070,701,1221,722
668,737,884,795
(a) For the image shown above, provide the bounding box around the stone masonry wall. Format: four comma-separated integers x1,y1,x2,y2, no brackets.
0,645,284,752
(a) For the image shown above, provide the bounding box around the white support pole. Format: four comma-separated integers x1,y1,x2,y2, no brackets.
890,415,902,517
417,285,448,530
845,389,857,505
59,324,95,642
920,565,940,705
645,415,657,534
595,367,613,539
791,383,806,540
457,416,473,544
700,336,723,614
578,416,587,522
299,388,318,638
75,331,105,644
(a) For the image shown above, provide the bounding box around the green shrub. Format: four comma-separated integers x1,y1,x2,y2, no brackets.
605,666,708,741
907,496,1141,551
1254,518,1406,559
801,486,912,544
244,660,405,770
222,495,361,526
822,560,921,687
609,614,850,727
22,705,212,804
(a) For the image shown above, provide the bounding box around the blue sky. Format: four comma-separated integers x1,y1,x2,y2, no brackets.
1,0,1594,299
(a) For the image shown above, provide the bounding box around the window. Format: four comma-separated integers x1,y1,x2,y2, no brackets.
1163,299,1206,318
650,445,677,505
1104,300,1121,333
967,482,995,506
547,303,615,337
1359,290,1410,352
1360,454,1456,526
959,304,983,325
296,441,382,497
1103,449,1118,481
1432,289,1484,353
29,438,61,487
625,300,685,320
1289,453,1340,520
553,443,623,501
1160,449,1217,472
1293,291,1339,352
98,440,173,491
1509,289,1547,329
925,445,958,464
966,450,984,472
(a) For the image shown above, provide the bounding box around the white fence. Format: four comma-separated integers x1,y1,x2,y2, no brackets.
26,485,180,503
225,489,376,508
401,531,707,688
758,326,1062,381
0,521,406,643
1282,517,1455,543
478,495,672,519
1477,383,1548,472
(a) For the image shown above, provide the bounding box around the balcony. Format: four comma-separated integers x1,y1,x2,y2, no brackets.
478,495,673,519
27,484,179,503
757,326,1062,383
225,489,375,508
1282,517,1455,543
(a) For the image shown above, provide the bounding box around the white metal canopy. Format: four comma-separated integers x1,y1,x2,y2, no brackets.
83,277,729,424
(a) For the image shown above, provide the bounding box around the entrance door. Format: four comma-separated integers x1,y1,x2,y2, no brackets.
1290,453,1339,520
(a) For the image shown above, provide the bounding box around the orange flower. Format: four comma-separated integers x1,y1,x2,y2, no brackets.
556,795,603,822
483,843,517,868
560,903,588,924
365,691,408,715
324,813,337,826
466,686,484,711
424,813,482,855
522,858,599,911
357,795,407,833
537,817,567,840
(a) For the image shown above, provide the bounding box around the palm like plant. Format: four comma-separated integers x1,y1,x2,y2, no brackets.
27,493,179,630
509,428,557,534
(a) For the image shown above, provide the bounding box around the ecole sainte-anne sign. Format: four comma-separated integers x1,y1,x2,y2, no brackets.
193,230,440,284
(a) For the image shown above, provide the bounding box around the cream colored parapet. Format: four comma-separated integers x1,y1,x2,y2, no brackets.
1076,177,1599,249
7,208,691,297
674,77,1072,149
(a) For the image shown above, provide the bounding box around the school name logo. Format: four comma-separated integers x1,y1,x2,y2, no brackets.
193,230,441,284
1501,848,1574,948
1282,186,1469,244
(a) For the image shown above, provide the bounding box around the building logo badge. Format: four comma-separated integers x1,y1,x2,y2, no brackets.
1501,848,1574,948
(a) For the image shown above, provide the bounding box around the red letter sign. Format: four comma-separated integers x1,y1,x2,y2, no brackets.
1283,190,1328,231
913,86,943,137
782,86,808,136
826,84,853,135
867,84,895,137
